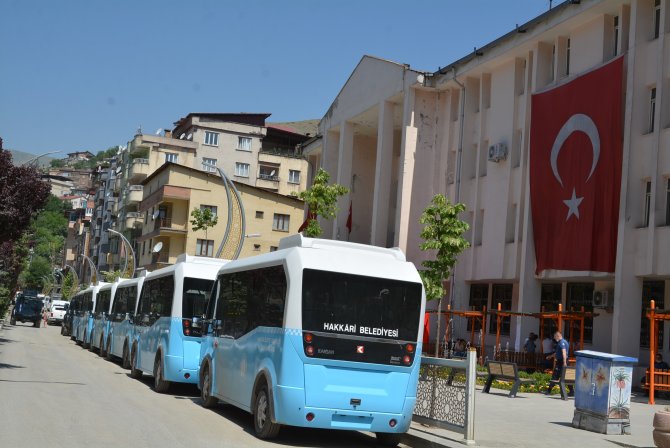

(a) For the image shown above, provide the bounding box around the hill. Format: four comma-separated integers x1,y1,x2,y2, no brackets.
6,149,54,167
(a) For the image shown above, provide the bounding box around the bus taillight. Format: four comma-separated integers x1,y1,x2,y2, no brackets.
389,419,397,428
306,412,315,422
403,355,411,365
405,343,415,353
182,319,193,336
305,345,314,356
304,332,313,343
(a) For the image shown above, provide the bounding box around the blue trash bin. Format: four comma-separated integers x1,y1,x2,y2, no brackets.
572,350,637,435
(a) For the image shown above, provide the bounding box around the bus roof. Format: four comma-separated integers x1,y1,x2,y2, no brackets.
278,234,406,261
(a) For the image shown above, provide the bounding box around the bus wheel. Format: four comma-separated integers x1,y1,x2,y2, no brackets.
130,345,143,379
122,342,131,369
375,433,401,447
105,338,113,361
201,365,218,408
253,384,280,439
83,333,90,349
99,336,106,357
153,354,171,393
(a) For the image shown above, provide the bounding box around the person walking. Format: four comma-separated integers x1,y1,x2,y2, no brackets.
42,306,49,328
545,331,571,399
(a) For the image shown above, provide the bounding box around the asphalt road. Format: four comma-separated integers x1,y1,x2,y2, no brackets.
0,322,410,448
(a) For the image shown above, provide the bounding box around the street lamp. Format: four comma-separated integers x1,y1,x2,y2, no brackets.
21,150,61,167
80,254,100,285
107,228,136,277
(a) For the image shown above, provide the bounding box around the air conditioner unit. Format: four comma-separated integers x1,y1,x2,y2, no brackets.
592,290,613,309
487,143,508,163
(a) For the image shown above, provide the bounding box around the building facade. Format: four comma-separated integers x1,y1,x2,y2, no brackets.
309,0,670,370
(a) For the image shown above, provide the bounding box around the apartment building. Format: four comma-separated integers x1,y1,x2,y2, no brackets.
172,113,310,195
135,162,304,270
308,0,670,368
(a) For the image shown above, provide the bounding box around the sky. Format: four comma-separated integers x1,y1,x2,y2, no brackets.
1,0,561,156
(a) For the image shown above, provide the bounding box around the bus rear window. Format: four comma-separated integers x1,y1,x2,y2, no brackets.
182,278,213,318
302,269,422,341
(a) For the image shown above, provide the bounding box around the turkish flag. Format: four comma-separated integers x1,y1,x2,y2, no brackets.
530,57,624,274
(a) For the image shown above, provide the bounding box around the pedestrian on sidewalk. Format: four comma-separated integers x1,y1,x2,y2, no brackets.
42,307,49,328
545,331,572,398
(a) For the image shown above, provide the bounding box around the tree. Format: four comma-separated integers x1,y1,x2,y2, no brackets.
418,194,470,356
0,149,51,243
20,255,52,290
190,207,218,241
100,269,122,283
297,168,348,237
50,159,65,168
60,270,77,300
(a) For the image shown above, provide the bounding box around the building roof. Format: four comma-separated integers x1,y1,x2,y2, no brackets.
267,119,319,137
141,162,304,203
173,113,272,130
67,151,94,158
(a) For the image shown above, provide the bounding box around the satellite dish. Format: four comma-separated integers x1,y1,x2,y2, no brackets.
155,128,164,135
152,242,163,253
186,133,193,140
152,210,160,220
179,133,186,140
270,170,276,176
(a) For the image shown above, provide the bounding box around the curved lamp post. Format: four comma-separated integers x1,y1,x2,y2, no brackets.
80,254,100,286
21,150,61,167
107,228,136,278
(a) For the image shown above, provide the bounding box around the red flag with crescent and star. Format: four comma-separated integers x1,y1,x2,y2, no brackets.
530,56,624,274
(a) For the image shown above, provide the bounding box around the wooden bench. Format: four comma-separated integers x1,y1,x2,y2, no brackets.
482,361,534,398
546,366,576,400
643,369,670,393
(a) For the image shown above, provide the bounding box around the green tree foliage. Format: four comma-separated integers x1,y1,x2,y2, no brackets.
49,159,65,168
101,269,122,283
20,255,52,290
297,168,348,238
190,207,218,241
419,194,470,356
419,194,470,301
60,270,77,300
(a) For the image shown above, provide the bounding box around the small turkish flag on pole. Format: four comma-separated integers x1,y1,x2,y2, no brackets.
530,56,624,274
346,201,352,235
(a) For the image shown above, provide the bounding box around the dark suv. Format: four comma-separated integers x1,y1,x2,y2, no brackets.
10,297,43,327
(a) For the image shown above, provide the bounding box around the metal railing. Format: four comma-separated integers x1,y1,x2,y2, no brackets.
413,349,476,445
154,217,172,230
258,173,279,182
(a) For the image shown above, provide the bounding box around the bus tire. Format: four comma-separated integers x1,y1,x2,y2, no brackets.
105,338,113,361
375,433,401,447
99,336,106,357
122,342,131,369
253,383,280,439
200,364,218,408
153,353,171,393
83,332,90,349
130,345,143,379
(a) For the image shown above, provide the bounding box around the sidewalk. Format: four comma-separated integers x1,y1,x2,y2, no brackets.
403,385,662,448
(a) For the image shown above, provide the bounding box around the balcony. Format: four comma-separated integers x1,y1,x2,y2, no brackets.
128,158,150,182
125,212,143,229
113,176,122,194
127,185,143,205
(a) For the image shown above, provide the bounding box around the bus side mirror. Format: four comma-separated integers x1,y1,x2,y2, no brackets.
213,320,223,331
142,314,150,324
191,317,202,329
125,313,131,321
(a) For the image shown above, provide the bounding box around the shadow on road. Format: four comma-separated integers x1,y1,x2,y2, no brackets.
0,362,24,369
0,379,85,385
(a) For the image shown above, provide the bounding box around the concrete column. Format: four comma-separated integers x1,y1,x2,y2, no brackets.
333,121,354,239
371,101,395,246
394,86,417,251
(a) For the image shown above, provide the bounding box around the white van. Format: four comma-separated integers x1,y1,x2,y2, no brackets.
48,300,70,325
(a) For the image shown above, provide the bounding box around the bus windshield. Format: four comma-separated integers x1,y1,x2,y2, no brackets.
182,278,213,318
302,269,422,342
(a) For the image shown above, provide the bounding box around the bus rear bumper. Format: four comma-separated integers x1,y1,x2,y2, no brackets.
274,385,415,433
164,354,199,384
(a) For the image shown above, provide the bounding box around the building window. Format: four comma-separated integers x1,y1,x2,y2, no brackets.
650,87,657,133
202,158,217,172
467,284,489,332
235,162,250,178
540,283,562,338
614,15,620,56
489,284,513,336
288,170,301,184
270,246,278,252
253,244,261,251
204,131,219,146
566,282,594,344
655,0,661,40
644,181,652,227
259,164,279,181
237,136,252,151
196,239,214,257
272,213,290,232
165,153,178,163
566,38,571,76
255,211,264,219
666,179,670,225
639,280,664,348
200,205,217,217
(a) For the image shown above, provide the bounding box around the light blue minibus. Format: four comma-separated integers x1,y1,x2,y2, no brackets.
90,280,124,356
106,276,145,368
73,283,108,348
129,254,228,392
197,235,425,446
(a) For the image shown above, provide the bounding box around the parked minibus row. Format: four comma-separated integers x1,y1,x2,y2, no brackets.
60,235,426,447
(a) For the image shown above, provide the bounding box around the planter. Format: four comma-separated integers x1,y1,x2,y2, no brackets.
653,410,670,447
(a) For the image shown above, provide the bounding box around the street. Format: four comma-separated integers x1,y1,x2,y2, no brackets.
0,323,409,448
